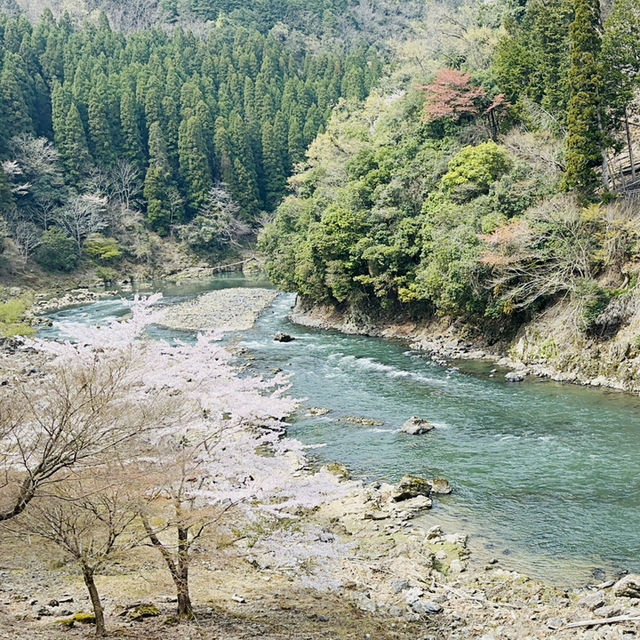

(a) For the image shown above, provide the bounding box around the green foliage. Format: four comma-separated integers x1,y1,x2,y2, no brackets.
35,227,78,272
95,266,118,285
440,142,512,200
261,85,538,321
493,0,573,119
575,279,611,332
563,0,604,200
0,296,35,337
84,234,123,264
0,8,381,244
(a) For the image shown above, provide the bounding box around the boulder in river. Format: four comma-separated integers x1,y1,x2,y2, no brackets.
613,574,640,598
505,371,525,382
274,332,295,343
392,474,432,502
401,417,435,435
431,477,453,495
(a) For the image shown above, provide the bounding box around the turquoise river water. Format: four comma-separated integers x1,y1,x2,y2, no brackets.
39,276,640,586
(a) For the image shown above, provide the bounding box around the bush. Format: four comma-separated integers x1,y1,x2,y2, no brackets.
576,279,612,333
35,228,78,272
441,141,512,200
96,266,118,286
85,234,123,264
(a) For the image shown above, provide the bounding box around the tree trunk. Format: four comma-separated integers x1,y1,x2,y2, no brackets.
176,526,193,618
82,565,106,636
625,107,636,185
141,514,193,618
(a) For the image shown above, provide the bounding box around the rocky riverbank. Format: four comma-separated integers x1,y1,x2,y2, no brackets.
2,411,640,639
2,335,640,639
290,300,640,395
159,287,278,332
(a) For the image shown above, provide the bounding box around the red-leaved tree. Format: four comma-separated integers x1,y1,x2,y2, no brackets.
419,68,487,123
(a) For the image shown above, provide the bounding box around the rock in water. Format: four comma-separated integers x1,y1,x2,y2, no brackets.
505,371,525,382
431,477,453,495
274,332,295,343
613,574,640,598
392,475,432,502
401,417,435,435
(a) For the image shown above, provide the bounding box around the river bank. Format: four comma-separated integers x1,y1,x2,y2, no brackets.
2,327,639,640
1,375,639,639
289,299,640,395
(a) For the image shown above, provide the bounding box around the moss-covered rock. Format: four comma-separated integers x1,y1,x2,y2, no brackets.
392,475,432,502
128,603,161,621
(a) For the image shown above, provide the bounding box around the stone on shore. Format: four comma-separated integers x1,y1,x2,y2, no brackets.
578,591,606,611
613,574,640,598
392,475,432,502
401,417,435,435
505,371,525,382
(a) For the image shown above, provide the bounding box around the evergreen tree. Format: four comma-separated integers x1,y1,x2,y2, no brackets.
88,78,115,166
178,116,212,214
145,121,180,233
61,103,92,187
261,121,286,210
120,89,145,171
564,0,604,199
0,53,34,147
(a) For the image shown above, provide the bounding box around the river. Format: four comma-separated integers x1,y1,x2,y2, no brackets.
39,276,640,586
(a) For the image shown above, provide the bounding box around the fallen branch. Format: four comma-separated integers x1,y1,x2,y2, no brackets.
563,615,640,629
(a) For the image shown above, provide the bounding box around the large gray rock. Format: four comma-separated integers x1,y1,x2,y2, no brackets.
401,417,435,435
411,600,443,616
613,574,640,598
274,332,295,343
392,475,432,502
578,591,606,611
505,371,525,382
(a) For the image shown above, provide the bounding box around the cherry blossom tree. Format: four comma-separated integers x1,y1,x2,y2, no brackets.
2,295,353,625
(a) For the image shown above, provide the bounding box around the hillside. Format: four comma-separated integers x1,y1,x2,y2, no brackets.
261,0,640,391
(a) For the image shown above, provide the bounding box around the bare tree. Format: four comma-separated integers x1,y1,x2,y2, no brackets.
11,220,41,264
14,464,142,636
55,193,108,250
108,160,141,214
0,307,165,522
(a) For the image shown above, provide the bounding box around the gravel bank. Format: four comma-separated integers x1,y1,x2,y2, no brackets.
160,287,279,332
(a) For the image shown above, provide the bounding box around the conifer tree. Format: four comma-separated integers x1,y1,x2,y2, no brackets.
178,116,212,214
0,53,34,145
564,0,604,199
145,121,180,234
120,89,145,171
88,79,115,166
61,103,92,187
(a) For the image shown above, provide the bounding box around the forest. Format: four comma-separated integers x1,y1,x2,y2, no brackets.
0,0,383,284
262,0,640,339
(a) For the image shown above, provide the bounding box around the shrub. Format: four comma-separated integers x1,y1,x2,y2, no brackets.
85,234,123,264
441,141,512,200
96,266,118,285
35,228,78,272
576,279,612,333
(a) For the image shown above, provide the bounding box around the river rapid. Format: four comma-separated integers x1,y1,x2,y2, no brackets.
39,276,640,586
